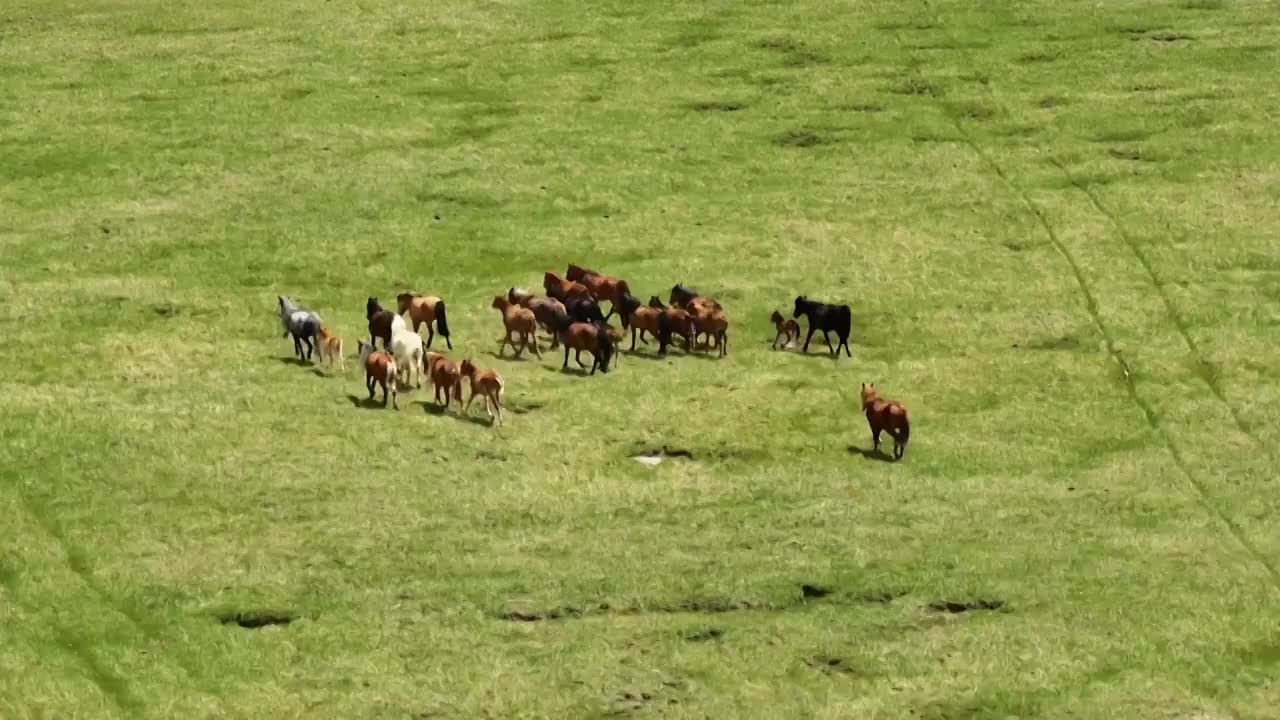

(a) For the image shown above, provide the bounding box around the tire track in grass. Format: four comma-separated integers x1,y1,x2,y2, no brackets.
15,487,226,713
1048,157,1268,454
883,5,1280,594
951,122,1280,594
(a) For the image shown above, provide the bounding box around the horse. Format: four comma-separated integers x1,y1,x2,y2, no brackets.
770,310,801,349
618,293,661,349
576,272,631,320
861,383,910,459
669,284,722,312
460,357,505,426
389,321,425,388
491,295,541,359
507,287,535,307
648,296,666,309
793,296,852,357
657,307,696,355
317,325,345,370
563,295,606,325
358,340,398,409
366,297,400,351
565,263,600,283
425,351,463,410
514,293,568,348
691,310,729,357
395,292,452,349
278,296,322,362
543,271,592,303
560,322,613,374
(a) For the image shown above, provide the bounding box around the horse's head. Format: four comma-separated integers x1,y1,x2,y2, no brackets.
770,310,784,325
396,293,415,314
648,296,665,309
460,357,476,378
618,294,640,329
542,271,561,292
793,296,809,319
366,297,381,319
860,383,879,408
491,294,508,311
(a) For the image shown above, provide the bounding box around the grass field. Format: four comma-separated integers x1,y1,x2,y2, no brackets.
3,0,1280,717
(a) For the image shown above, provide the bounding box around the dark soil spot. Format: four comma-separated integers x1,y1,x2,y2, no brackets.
927,599,1006,613
689,100,745,112
475,449,506,462
100,224,111,234
674,597,759,613
755,36,803,53
508,400,545,415
845,103,883,113
1028,335,1081,351
1146,31,1194,42
889,76,942,97
1182,0,1222,8
1119,26,1149,36
1017,50,1058,64
1038,95,1069,108
805,655,858,675
858,590,908,604
606,690,656,715
800,584,832,599
152,303,180,317
774,129,825,147
1107,147,1162,162
947,101,997,121
682,628,724,642
1003,241,1028,252
281,87,314,100
633,445,695,460
502,606,585,622
218,610,297,628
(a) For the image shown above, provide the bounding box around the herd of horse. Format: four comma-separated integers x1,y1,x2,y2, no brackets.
276,262,911,457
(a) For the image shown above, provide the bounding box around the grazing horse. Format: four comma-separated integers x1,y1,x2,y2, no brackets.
317,325,345,370
395,292,452,349
491,295,542,359
425,352,463,410
543,271,592,303
460,357,505,426
861,383,910,459
657,307,696,355
560,322,613,374
691,310,729,357
358,340,398,409
793,296,852,357
770,310,801,350
366,297,399,351
278,296,322,362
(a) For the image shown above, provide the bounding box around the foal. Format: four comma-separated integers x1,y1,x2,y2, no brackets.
425,352,463,411
460,357,505,426
770,310,800,349
793,295,852,357
860,383,910,460
317,325,345,370
492,295,541,359
358,340,398,409
396,292,452,349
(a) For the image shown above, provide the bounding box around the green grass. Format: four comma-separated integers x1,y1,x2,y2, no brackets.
2,0,1279,717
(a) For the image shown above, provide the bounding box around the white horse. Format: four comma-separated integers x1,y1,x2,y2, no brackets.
388,313,425,388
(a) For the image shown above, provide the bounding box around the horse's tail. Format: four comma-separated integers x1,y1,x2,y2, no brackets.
898,413,910,452
386,358,398,391
837,304,852,337
596,325,613,371
435,300,450,338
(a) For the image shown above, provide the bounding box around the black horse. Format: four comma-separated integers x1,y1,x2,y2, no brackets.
366,297,399,351
793,296,852,357
563,295,606,324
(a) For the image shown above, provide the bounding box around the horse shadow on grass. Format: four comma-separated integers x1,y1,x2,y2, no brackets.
346,394,394,411
847,445,896,463
417,401,495,427
273,355,315,367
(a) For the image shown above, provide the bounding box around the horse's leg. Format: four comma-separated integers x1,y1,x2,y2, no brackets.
630,327,638,351
562,343,570,370
589,353,598,375
464,386,476,415
842,336,852,358
529,332,542,359
802,326,815,352
822,331,834,355
514,331,525,359
575,350,586,368
639,329,649,345
425,325,434,349
872,425,883,454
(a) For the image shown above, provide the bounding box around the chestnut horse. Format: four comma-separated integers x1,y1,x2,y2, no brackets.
543,271,592,303
425,351,463,411
618,293,662,350
460,357,505,426
565,264,630,320
565,263,600,283
491,295,541,359
770,310,800,349
692,310,729,357
657,307,696,355
358,340,398,409
396,292,452,349
317,325,345,370
860,383,910,459
560,322,613,374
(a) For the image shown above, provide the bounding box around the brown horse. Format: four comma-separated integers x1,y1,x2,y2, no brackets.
317,325,345,370
560,322,613,374
395,292,452,349
359,340,398,409
692,310,729,357
618,294,661,350
460,357,505,426
658,307,696,354
511,290,567,347
573,271,630,320
492,295,541,359
861,383,910,460
425,351,462,410
770,310,800,349
366,297,399,351
565,263,600,283
543,271,592,303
